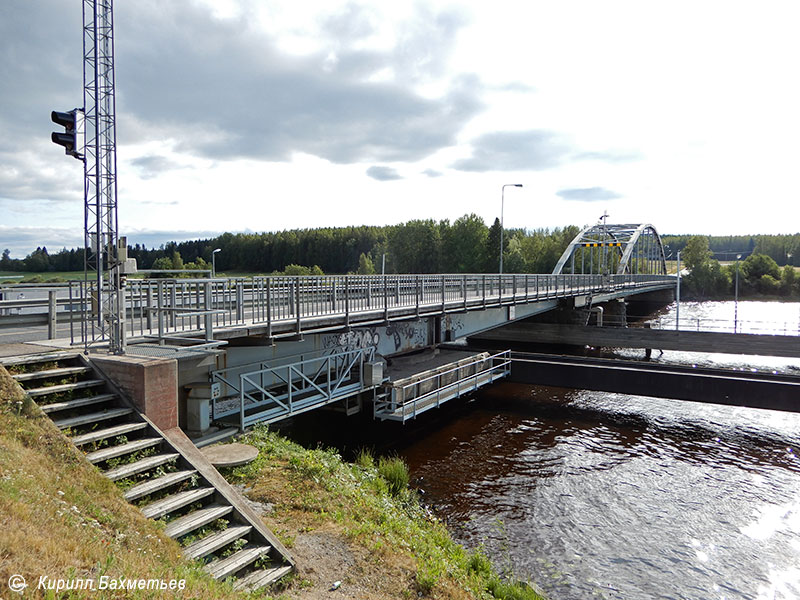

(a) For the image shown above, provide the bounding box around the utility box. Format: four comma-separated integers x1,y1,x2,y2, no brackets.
185,382,221,435
364,362,383,387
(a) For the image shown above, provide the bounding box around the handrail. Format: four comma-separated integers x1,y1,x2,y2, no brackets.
0,273,675,345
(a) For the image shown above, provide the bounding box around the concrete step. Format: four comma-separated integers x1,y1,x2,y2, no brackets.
53,407,133,430
124,469,197,502
71,421,147,446
164,504,233,539
27,379,105,398
233,565,294,592
41,392,117,414
141,487,215,520
103,452,180,482
12,366,92,382
0,352,80,367
86,437,163,464
204,545,271,580
183,525,252,561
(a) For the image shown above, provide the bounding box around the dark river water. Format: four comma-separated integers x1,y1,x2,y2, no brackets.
399,301,800,600
284,300,800,599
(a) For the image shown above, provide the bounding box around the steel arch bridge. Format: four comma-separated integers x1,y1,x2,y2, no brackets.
552,223,668,276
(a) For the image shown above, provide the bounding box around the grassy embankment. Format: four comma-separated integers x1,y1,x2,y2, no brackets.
0,365,252,600
0,364,545,600
220,425,547,599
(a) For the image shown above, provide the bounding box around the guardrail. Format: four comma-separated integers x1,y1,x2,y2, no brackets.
0,273,674,345
213,346,376,430
374,350,512,422
646,316,800,336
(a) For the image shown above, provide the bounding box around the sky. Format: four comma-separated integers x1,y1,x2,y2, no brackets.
1,0,799,258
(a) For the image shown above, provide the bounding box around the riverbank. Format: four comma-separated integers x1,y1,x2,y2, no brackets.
0,364,546,600
222,425,547,599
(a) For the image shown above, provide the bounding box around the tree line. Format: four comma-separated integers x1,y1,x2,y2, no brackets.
1,216,580,276
661,233,800,264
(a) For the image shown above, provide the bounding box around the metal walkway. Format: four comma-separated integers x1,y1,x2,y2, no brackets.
211,347,378,430
374,350,512,422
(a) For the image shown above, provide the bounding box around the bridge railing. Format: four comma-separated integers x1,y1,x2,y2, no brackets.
646,315,800,336
0,272,674,345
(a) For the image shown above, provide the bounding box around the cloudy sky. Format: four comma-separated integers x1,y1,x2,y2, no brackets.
2,0,799,257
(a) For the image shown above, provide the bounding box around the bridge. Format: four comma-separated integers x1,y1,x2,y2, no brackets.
2,220,797,439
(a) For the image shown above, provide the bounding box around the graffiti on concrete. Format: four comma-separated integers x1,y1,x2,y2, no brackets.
321,321,429,354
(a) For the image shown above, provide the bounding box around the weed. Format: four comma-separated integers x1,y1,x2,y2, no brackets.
355,447,375,469
377,455,409,497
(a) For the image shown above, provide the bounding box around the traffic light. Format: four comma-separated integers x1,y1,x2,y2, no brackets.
51,108,84,160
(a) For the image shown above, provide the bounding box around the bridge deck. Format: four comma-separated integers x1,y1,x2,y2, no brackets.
508,352,800,412
473,322,800,358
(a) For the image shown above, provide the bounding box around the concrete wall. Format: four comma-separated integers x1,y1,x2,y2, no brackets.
92,355,178,430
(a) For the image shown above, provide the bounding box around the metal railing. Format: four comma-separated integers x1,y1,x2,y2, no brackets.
374,350,512,422
0,273,674,345
213,346,376,430
645,316,800,336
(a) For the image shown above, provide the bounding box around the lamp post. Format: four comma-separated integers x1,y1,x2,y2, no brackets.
734,253,741,332
499,184,523,274
212,248,221,278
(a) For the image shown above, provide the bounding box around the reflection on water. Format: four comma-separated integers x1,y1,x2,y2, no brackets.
400,301,800,599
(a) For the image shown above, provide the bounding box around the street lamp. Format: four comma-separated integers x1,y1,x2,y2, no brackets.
734,253,741,332
212,248,221,278
499,184,523,274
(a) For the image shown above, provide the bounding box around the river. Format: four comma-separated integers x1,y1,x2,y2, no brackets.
399,300,800,599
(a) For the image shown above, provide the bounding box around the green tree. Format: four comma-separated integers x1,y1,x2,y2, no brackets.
485,218,503,273
780,264,798,296
444,214,488,273
357,253,376,275
682,236,729,298
741,253,780,284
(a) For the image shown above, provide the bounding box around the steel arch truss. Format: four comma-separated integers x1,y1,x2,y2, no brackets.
552,223,668,276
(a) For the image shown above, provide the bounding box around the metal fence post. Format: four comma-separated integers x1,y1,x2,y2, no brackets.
48,289,57,339
441,275,446,313
204,281,213,341
384,275,389,321
415,276,420,319
345,276,350,328
236,281,244,322
295,277,302,334
157,280,164,344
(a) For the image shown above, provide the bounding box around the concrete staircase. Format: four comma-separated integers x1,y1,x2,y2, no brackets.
1,351,294,593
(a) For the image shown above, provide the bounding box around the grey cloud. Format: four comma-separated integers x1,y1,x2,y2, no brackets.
115,1,482,164
131,155,185,180
422,169,442,177
366,166,402,181
0,0,484,205
556,187,622,202
0,226,84,258
452,130,570,172
0,226,228,257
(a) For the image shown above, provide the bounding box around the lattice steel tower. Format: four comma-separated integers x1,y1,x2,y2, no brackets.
83,0,125,354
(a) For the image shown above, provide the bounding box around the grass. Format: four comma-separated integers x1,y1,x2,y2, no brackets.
0,366,282,600
224,425,547,600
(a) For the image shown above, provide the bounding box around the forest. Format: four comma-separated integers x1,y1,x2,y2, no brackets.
1,215,581,276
